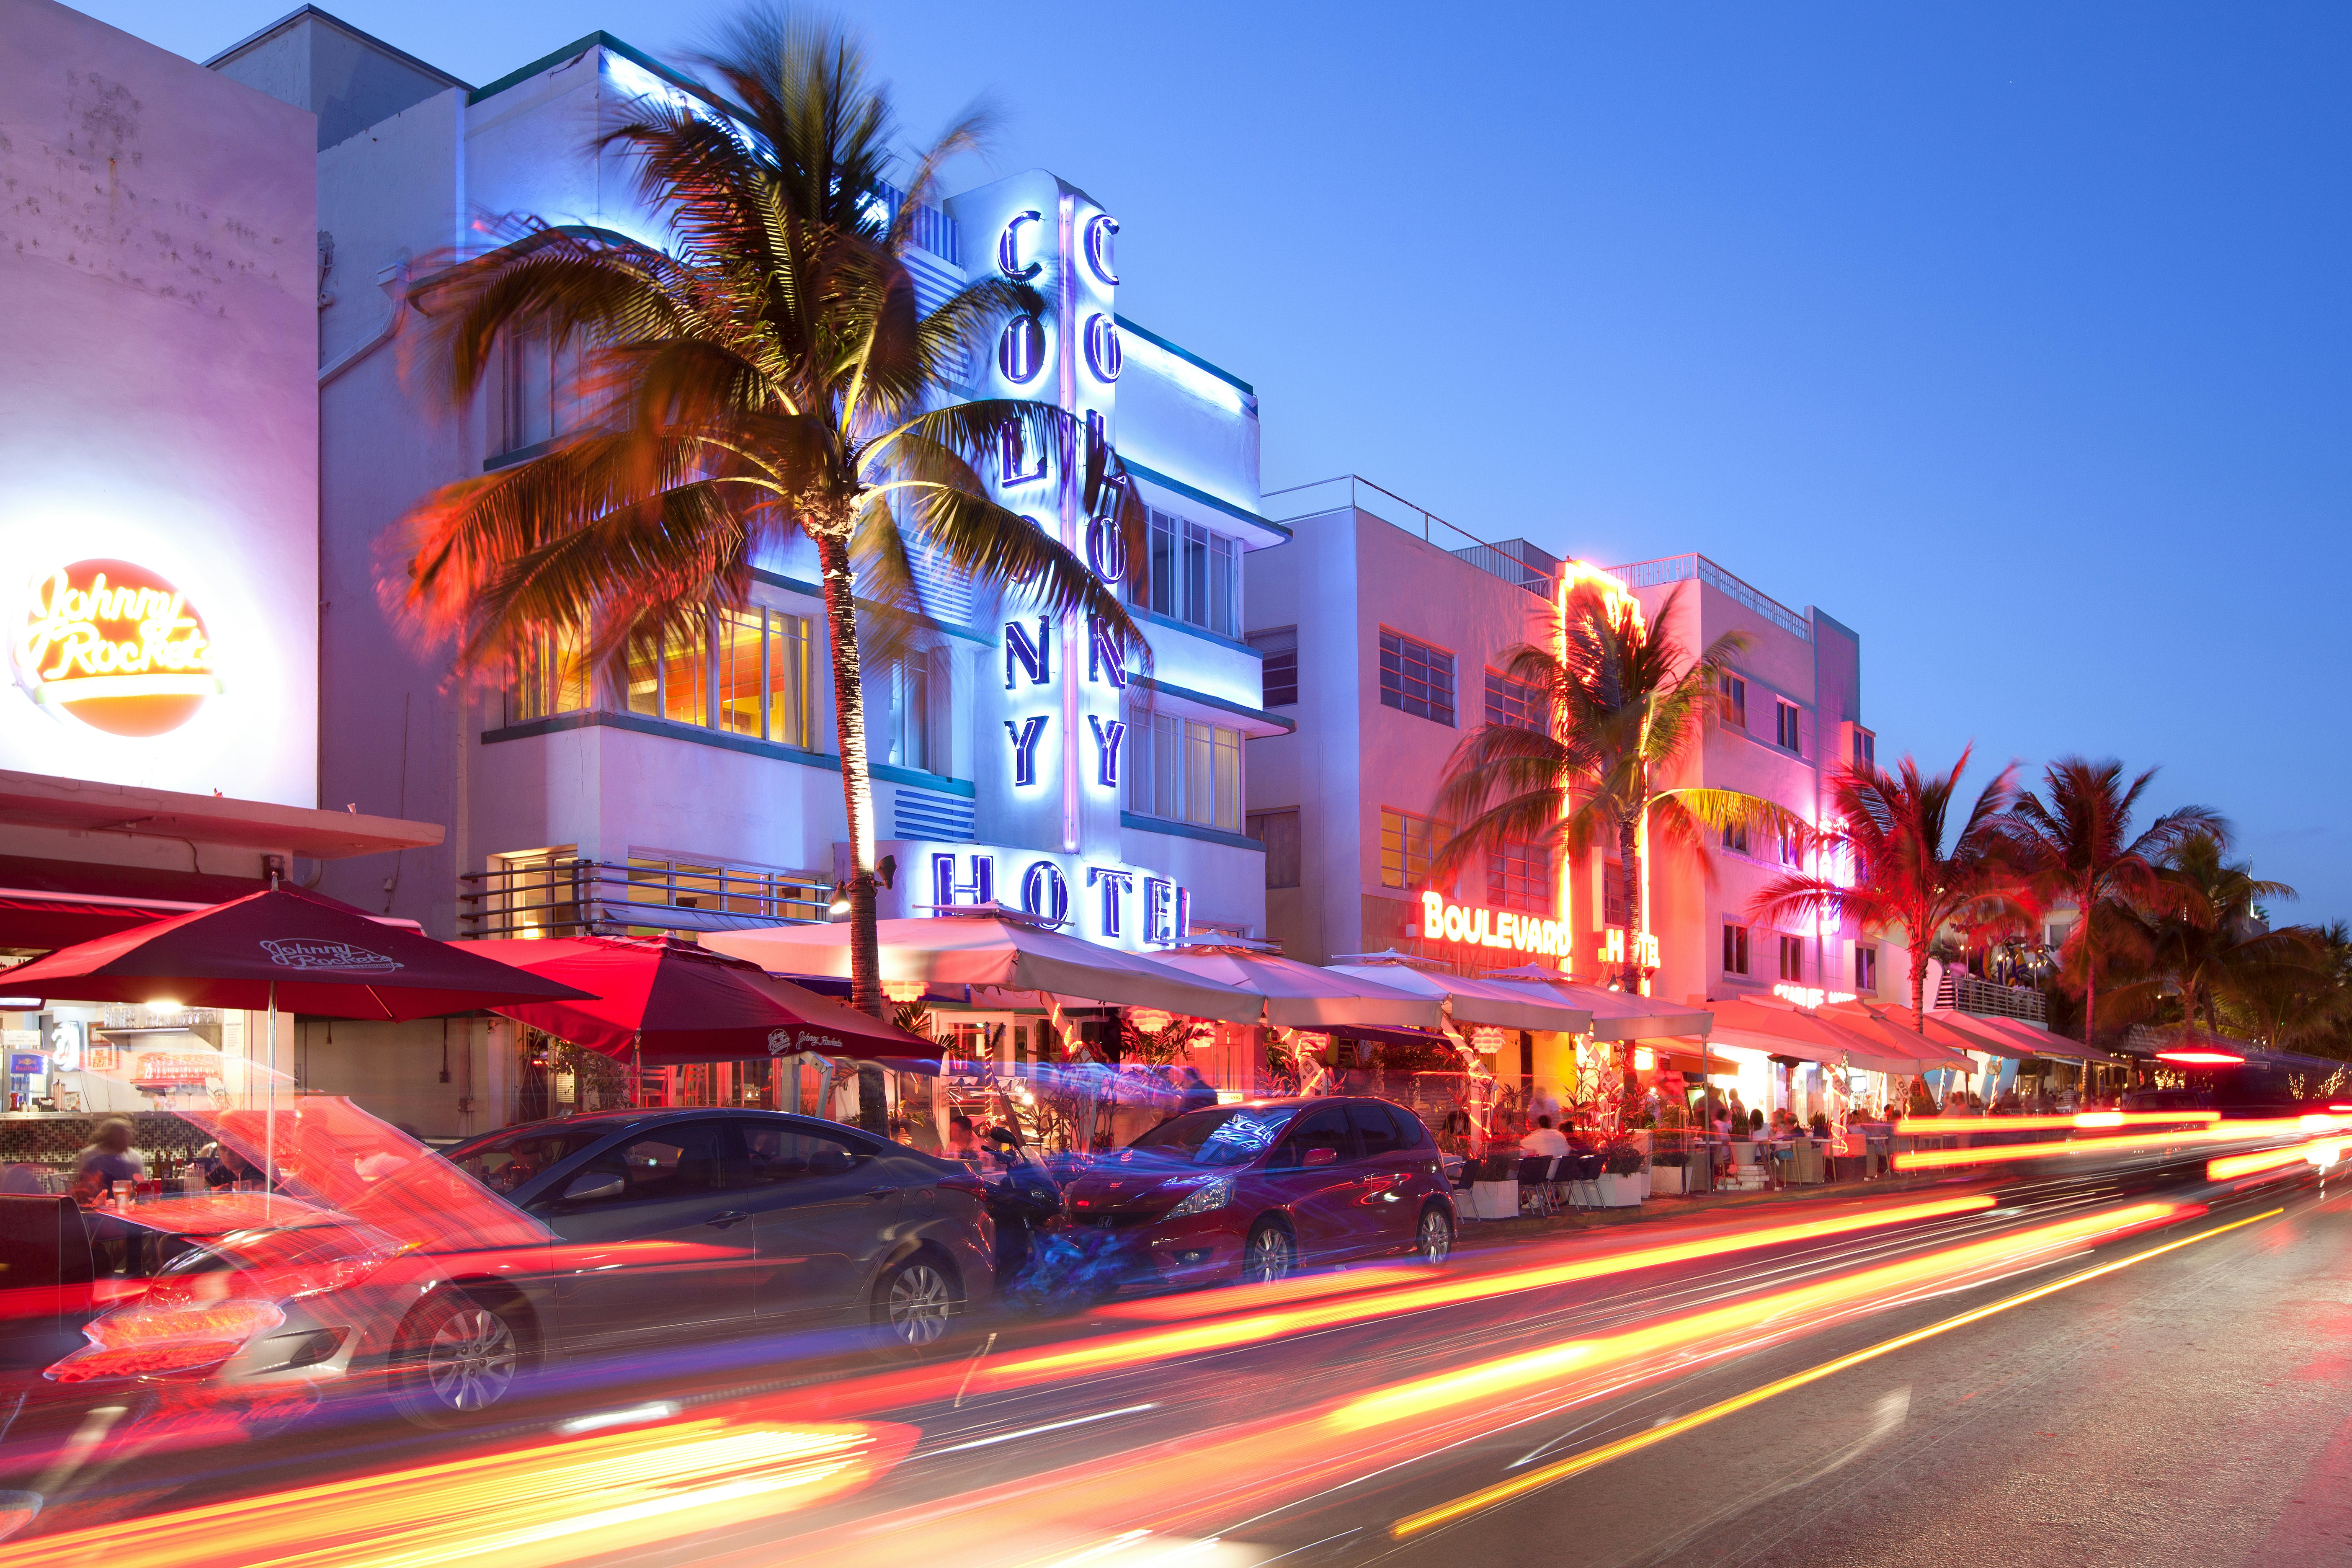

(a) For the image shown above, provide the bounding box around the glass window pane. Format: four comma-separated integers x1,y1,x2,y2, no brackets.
1210,535,1237,637
715,609,763,736
662,619,709,727
625,636,660,717
1214,726,1240,831
1154,713,1180,819
1149,513,1176,617
767,612,810,748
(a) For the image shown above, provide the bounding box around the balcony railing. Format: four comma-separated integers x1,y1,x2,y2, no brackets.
1937,970,2049,1024
1609,554,1812,643
459,858,830,940
1262,475,1554,599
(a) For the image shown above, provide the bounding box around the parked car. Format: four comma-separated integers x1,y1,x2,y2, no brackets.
433,1109,996,1375
1054,1097,1455,1292
13,1109,994,1434
2120,1088,2217,1114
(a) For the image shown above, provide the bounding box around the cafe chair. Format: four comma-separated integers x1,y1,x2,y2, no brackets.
1517,1154,1560,1217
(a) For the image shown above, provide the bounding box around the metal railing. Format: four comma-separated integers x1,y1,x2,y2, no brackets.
1938,971,2050,1024
458,858,830,940
1609,554,1812,642
1262,475,1554,599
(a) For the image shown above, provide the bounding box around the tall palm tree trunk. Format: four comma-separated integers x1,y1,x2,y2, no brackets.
814,529,883,1020
1618,815,1645,993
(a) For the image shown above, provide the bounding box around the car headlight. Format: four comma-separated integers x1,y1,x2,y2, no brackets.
1164,1177,1235,1220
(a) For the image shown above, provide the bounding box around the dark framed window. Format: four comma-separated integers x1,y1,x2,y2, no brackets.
1779,934,1805,982
1248,808,1301,889
1486,842,1552,913
1718,673,1746,730
1776,699,1801,753
1379,631,1455,726
1723,922,1751,977
1483,668,1544,732
1854,727,1876,769
1248,628,1298,707
1855,943,1879,995
1721,820,1749,855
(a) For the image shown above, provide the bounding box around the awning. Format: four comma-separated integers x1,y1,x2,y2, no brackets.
1702,995,1870,1066
1483,965,1713,1040
1957,1014,2128,1066
0,853,271,951
1323,955,1593,1034
1153,946,1442,1030
1818,1001,1977,1071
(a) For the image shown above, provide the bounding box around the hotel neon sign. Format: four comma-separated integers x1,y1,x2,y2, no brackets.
1419,891,1573,958
1599,926,1661,970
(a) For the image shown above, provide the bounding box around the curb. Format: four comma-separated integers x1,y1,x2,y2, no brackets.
1453,1172,1967,1247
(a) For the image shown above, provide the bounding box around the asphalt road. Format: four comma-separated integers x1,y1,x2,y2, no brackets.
9,1159,2344,1568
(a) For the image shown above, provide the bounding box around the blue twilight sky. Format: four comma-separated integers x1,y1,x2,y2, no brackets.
79,0,2352,923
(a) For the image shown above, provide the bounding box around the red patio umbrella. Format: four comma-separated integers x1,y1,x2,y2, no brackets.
464,934,937,1066
3,885,596,1201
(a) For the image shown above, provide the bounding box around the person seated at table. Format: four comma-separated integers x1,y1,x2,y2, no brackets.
1522,1116,1570,1159
1747,1108,1766,1137
70,1118,146,1205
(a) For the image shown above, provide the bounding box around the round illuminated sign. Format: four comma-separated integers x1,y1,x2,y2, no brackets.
14,559,222,736
1083,214,1120,284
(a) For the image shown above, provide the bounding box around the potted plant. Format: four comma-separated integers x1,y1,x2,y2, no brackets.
1596,1137,1648,1207
1651,1104,1690,1196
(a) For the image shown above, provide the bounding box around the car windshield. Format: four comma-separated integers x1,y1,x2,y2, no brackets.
444,1126,615,1194
1127,1106,1300,1167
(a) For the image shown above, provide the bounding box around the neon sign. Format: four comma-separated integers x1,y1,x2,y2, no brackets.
1599,926,1661,969
1771,983,1857,1009
15,560,221,736
1418,892,1570,959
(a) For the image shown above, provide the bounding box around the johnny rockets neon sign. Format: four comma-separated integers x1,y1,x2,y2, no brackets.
15,560,222,736
1420,892,1573,957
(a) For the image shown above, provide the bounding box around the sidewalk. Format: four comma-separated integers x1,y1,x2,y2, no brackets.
1455,1169,1976,1250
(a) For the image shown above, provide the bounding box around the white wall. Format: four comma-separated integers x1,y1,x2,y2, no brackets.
0,0,317,806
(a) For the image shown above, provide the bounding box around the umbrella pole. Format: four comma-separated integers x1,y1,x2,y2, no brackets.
265,979,277,1220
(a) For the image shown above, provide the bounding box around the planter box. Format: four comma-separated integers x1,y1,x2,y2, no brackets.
1596,1172,1645,1208
1468,1179,1519,1220
1651,1163,1687,1196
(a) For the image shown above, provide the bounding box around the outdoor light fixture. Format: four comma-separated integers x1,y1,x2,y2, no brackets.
880,980,926,1003
827,883,850,916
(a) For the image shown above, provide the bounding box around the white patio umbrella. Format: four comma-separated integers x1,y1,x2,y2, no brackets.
1482,965,1714,1041
1152,946,1442,1031
704,910,1263,1023
1322,952,1594,1034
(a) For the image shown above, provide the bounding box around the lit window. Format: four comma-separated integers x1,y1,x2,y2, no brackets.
1379,807,1444,890
1248,628,1298,707
1483,668,1545,732
1723,922,1751,977
1485,841,1551,913
1718,673,1746,730
1379,631,1455,726
1248,809,1301,889
1131,507,1242,638
1127,707,1243,832
1779,934,1805,982
877,655,936,773
624,607,820,749
1776,699,1801,753
507,624,589,725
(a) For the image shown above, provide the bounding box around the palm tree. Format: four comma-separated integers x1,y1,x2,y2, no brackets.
2108,832,2304,1038
2002,758,2219,1050
380,10,1145,1017
1750,749,2030,1029
1432,582,1798,992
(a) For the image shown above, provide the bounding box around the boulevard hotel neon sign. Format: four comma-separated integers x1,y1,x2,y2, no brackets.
1420,892,1575,957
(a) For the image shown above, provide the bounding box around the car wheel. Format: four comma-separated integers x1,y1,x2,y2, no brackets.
1241,1219,1296,1285
390,1287,525,1428
872,1253,960,1352
1414,1205,1453,1266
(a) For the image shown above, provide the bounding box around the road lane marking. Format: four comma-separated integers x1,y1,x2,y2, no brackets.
1387,1205,2285,1539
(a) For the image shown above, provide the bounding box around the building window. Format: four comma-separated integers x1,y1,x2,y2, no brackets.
506,625,590,725
1132,507,1241,638
1718,673,1746,730
1778,934,1805,982
623,854,827,927
1248,808,1301,889
877,654,937,773
1486,841,1551,913
1603,859,1630,926
1721,819,1749,856
1378,807,1444,890
1855,942,1879,995
1723,922,1751,977
1128,708,1243,832
497,328,580,456
624,607,820,748
1483,668,1545,732
1248,628,1297,707
1853,726,1875,769
1379,631,1455,726
1775,699,1801,753
1780,830,1803,867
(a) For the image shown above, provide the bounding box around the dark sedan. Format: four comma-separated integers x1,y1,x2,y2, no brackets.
425,1109,995,1403
1055,1096,1455,1291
